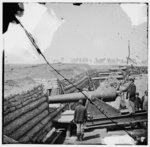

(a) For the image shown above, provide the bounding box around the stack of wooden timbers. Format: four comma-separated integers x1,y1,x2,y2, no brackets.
62,76,89,93
60,69,99,94
3,85,67,144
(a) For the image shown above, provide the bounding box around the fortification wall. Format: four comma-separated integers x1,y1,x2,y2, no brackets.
3,84,64,143
62,70,99,93
3,70,99,144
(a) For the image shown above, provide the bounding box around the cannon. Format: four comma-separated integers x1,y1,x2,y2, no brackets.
98,72,123,77
92,75,123,81
48,86,117,103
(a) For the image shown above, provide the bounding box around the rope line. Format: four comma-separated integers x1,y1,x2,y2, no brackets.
17,18,136,140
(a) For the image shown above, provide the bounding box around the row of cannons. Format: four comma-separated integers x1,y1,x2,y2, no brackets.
49,70,147,139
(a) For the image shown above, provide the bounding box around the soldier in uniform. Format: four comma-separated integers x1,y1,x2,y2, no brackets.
142,90,148,112
120,77,136,114
74,99,87,141
135,92,142,111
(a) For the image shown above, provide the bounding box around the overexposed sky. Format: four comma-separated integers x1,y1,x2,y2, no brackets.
121,4,147,26
4,3,63,64
4,3,148,64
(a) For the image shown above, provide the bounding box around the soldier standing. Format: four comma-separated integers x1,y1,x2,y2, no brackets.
142,90,148,112
120,77,136,114
135,92,142,111
74,99,87,141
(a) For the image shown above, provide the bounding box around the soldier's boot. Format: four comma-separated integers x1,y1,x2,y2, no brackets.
77,133,80,141
80,133,84,141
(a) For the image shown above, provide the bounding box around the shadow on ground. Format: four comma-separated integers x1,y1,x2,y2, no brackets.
83,134,100,141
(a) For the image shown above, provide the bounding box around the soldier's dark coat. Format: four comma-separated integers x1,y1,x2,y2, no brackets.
74,104,87,123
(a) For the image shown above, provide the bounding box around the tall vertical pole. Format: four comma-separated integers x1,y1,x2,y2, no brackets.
127,40,130,64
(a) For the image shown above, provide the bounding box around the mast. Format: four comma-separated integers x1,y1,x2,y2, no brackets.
127,40,130,64
127,40,136,65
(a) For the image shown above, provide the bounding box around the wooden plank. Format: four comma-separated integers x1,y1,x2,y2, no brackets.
10,110,48,140
4,97,47,125
4,102,48,135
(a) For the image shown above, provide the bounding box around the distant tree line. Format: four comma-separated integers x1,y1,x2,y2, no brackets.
52,57,147,65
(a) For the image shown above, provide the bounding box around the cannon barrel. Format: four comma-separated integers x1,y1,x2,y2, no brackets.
98,72,123,77
92,75,123,80
48,87,117,103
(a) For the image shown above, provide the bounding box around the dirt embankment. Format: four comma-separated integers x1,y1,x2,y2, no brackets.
4,63,148,97
4,63,92,96
4,77,39,97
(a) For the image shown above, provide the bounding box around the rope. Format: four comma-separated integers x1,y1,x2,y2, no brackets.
17,18,136,140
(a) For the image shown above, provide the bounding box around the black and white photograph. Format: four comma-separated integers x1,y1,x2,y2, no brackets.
2,1,148,145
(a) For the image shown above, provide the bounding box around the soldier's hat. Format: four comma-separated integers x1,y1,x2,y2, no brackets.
129,76,135,82
78,99,83,104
